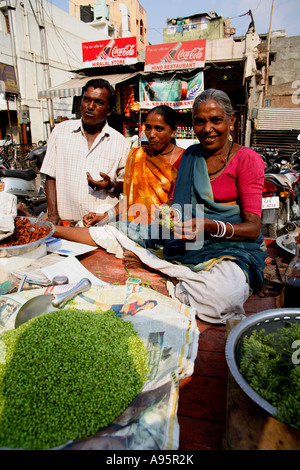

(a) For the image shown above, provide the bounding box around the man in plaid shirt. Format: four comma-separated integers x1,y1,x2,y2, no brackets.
41,78,129,225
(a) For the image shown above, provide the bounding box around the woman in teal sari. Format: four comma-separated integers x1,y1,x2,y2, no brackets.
119,88,267,322
126,88,267,321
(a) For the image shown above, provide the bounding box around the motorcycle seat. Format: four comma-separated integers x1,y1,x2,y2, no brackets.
265,172,292,188
0,168,36,180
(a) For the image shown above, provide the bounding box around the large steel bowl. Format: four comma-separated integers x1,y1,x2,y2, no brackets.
225,308,300,418
0,216,55,258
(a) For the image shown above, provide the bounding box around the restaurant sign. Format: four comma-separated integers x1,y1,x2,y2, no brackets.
82,37,137,68
145,39,206,72
140,71,204,109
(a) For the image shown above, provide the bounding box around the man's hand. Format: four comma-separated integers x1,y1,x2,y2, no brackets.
47,213,62,226
83,212,106,226
87,171,114,192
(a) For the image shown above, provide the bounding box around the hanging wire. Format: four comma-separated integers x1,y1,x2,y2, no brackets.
41,0,82,66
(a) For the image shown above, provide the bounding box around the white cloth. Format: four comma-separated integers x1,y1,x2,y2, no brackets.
89,224,249,324
41,119,129,221
0,193,17,241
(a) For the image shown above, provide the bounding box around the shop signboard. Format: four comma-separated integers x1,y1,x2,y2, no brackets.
144,39,206,72
82,37,137,68
0,63,18,95
139,71,204,109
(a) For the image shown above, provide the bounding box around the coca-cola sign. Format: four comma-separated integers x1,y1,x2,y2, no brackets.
145,40,206,72
82,37,137,67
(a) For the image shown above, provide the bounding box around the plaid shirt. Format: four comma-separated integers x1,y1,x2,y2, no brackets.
41,119,129,221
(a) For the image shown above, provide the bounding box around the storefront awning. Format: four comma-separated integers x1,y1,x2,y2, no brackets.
38,73,139,99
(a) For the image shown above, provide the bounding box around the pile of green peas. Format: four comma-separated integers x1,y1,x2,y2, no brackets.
0,309,149,449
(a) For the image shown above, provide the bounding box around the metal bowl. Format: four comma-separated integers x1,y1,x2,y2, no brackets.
276,232,298,255
225,308,300,418
0,217,55,258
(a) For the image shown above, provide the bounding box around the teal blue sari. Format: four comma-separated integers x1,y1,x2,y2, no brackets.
163,144,267,292
116,144,267,293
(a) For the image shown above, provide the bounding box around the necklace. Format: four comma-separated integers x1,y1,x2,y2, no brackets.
160,144,175,156
208,141,234,177
169,145,176,166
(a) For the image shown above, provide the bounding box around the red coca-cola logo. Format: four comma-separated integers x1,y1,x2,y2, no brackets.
177,47,205,61
112,44,135,58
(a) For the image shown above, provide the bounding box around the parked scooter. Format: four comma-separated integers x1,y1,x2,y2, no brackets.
0,145,47,216
261,137,300,238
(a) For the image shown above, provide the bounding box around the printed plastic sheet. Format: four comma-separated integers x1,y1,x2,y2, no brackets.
0,284,199,450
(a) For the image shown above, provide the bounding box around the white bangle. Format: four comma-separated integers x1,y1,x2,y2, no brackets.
225,222,235,239
211,220,221,237
174,208,182,222
106,208,115,221
211,220,227,238
220,221,226,237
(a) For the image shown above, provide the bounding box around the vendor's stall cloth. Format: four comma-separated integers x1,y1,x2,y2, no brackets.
0,193,17,241
0,284,199,450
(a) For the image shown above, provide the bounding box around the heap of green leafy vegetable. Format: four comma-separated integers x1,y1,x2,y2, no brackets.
0,309,149,449
240,322,300,428
159,205,175,231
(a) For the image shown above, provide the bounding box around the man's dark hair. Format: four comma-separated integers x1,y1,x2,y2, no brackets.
81,78,116,111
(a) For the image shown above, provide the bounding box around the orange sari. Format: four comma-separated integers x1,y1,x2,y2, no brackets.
122,147,182,223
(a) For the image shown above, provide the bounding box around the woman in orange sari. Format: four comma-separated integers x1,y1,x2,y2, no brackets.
83,105,184,227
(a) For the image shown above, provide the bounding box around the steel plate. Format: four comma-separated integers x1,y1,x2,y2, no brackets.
276,231,298,255
0,217,55,258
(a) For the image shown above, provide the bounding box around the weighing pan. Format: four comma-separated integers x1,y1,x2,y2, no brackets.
15,278,92,328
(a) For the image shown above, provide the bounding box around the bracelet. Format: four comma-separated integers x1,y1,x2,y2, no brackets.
174,208,182,222
96,216,109,226
211,220,226,238
96,208,115,226
211,220,235,238
225,222,235,239
106,208,116,221
210,220,219,237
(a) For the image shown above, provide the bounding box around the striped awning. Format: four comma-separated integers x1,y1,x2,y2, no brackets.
38,72,139,99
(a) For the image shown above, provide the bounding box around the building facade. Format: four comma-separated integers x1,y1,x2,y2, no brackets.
250,32,300,154
0,0,108,144
163,11,236,43
69,0,148,50
253,31,300,109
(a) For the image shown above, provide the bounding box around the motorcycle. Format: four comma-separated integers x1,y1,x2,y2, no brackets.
281,134,300,202
253,146,281,173
0,145,47,216
261,137,300,238
0,136,15,170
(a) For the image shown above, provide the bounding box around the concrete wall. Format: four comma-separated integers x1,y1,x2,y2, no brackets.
264,36,300,108
163,16,226,43
268,36,300,86
69,0,148,50
267,81,300,108
0,0,107,143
